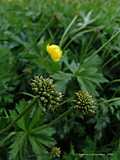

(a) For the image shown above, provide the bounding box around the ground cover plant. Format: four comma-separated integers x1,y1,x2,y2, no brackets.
0,0,120,159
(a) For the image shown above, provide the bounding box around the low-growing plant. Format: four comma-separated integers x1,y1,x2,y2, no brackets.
0,0,120,160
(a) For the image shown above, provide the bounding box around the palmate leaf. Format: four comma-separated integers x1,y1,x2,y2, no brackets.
9,127,54,160
31,127,55,147
52,71,72,92
8,100,55,160
52,53,107,95
76,54,108,95
29,136,49,160
9,132,27,160
29,127,55,160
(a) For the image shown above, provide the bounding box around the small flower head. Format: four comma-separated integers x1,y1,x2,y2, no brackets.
47,44,62,62
31,76,62,112
51,147,61,157
74,91,96,115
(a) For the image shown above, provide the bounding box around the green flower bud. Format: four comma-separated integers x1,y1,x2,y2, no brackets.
74,90,96,115
31,76,62,112
51,147,61,158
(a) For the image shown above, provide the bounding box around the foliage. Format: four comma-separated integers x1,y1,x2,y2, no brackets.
0,0,120,160
9,100,55,160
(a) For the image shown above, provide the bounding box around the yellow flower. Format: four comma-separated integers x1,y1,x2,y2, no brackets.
47,44,62,62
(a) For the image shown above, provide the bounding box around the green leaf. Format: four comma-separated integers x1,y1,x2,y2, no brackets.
8,100,55,160
76,54,108,95
52,71,72,92
9,132,27,160
29,136,48,160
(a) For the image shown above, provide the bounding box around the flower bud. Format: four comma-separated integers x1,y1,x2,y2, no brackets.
31,76,62,112
74,91,96,115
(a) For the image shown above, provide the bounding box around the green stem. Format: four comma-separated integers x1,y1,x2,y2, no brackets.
0,132,15,146
101,97,120,104
111,79,120,83
78,153,113,157
0,97,37,135
92,30,120,56
59,15,78,48
19,92,37,98
64,27,101,49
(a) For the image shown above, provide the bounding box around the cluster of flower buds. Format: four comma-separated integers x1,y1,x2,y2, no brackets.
31,76,62,112
74,91,96,115
51,147,61,158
